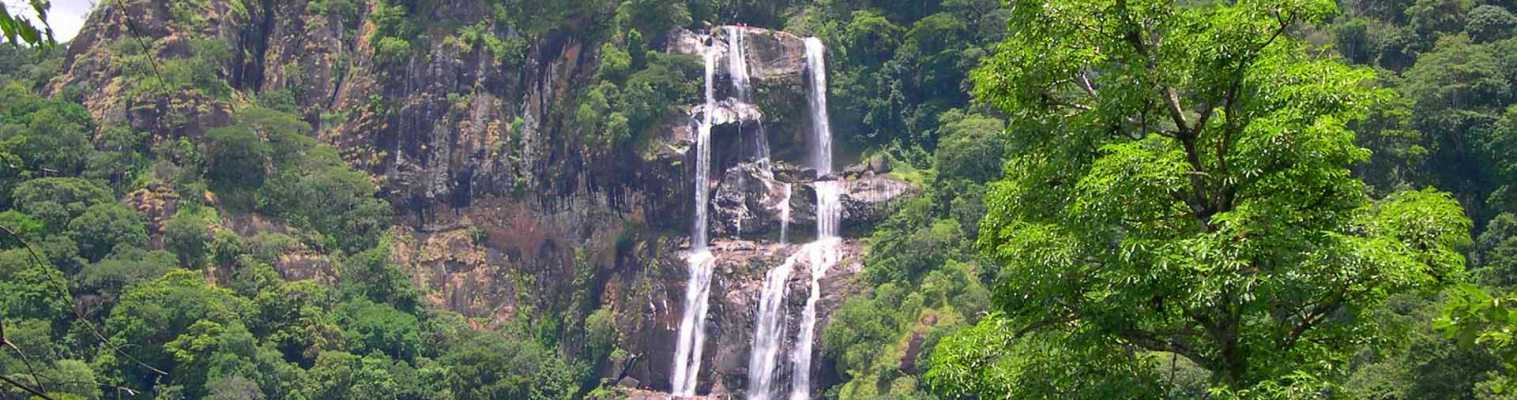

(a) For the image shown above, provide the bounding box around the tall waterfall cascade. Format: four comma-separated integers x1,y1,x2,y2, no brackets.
746,36,842,400
671,28,845,399
790,38,843,400
670,44,719,397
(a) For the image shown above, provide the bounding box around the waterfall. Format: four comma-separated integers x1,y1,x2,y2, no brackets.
726,27,752,100
726,26,771,169
671,43,719,397
672,251,715,396
788,37,841,400
789,236,839,400
804,38,834,180
779,183,792,244
745,36,840,400
695,44,717,251
746,248,800,400
679,29,839,399
730,26,776,243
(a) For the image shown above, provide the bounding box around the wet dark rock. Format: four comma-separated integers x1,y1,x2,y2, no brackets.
667,26,809,80
713,162,791,239
612,239,866,397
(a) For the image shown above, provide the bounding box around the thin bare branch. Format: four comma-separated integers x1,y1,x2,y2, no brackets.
0,373,53,400
1,331,47,396
0,226,169,380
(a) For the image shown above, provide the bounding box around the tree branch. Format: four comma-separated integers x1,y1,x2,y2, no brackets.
1120,328,1211,371
1,331,47,397
1015,317,1077,338
1078,68,1100,97
0,374,53,400
1162,87,1191,135
1213,11,1300,216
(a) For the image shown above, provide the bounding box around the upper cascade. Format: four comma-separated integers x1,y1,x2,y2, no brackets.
668,26,810,80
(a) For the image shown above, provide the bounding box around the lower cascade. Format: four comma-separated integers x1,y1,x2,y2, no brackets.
672,250,716,396
746,248,800,398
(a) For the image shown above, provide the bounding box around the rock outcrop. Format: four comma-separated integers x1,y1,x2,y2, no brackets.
712,162,790,239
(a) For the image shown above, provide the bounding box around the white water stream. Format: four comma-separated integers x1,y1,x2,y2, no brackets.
670,43,719,397
747,36,841,400
673,30,841,400
787,38,841,400
726,26,771,168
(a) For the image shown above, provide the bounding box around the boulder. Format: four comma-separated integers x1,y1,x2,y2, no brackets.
691,99,764,128
759,170,917,240
712,162,793,239
842,173,918,227
666,28,707,56
720,27,808,81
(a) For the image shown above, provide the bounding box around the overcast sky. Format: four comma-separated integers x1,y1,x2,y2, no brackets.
9,0,95,43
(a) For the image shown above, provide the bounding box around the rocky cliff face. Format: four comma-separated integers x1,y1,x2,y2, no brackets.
51,2,914,397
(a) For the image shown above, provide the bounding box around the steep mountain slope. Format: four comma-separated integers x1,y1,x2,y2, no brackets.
43,0,912,397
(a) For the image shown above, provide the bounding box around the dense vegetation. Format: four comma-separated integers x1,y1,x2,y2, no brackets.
809,0,1517,398
0,45,583,399
0,0,1515,399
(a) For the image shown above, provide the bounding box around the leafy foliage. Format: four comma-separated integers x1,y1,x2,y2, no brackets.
1437,284,1517,396
0,0,53,46
964,0,1472,392
10,177,112,231
575,43,703,153
927,316,1165,398
66,203,149,263
439,332,579,400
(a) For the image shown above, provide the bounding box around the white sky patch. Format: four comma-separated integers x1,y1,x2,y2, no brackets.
6,0,97,43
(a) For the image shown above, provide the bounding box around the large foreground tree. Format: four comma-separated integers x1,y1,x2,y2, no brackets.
960,0,1470,393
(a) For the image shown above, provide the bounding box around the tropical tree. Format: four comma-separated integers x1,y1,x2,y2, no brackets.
10,177,113,232
961,0,1471,393
66,203,149,262
1437,284,1517,396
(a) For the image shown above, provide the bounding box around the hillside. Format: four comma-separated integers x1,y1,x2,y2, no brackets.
1,0,1515,399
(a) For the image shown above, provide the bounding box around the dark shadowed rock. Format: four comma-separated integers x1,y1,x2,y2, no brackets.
713,162,791,239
